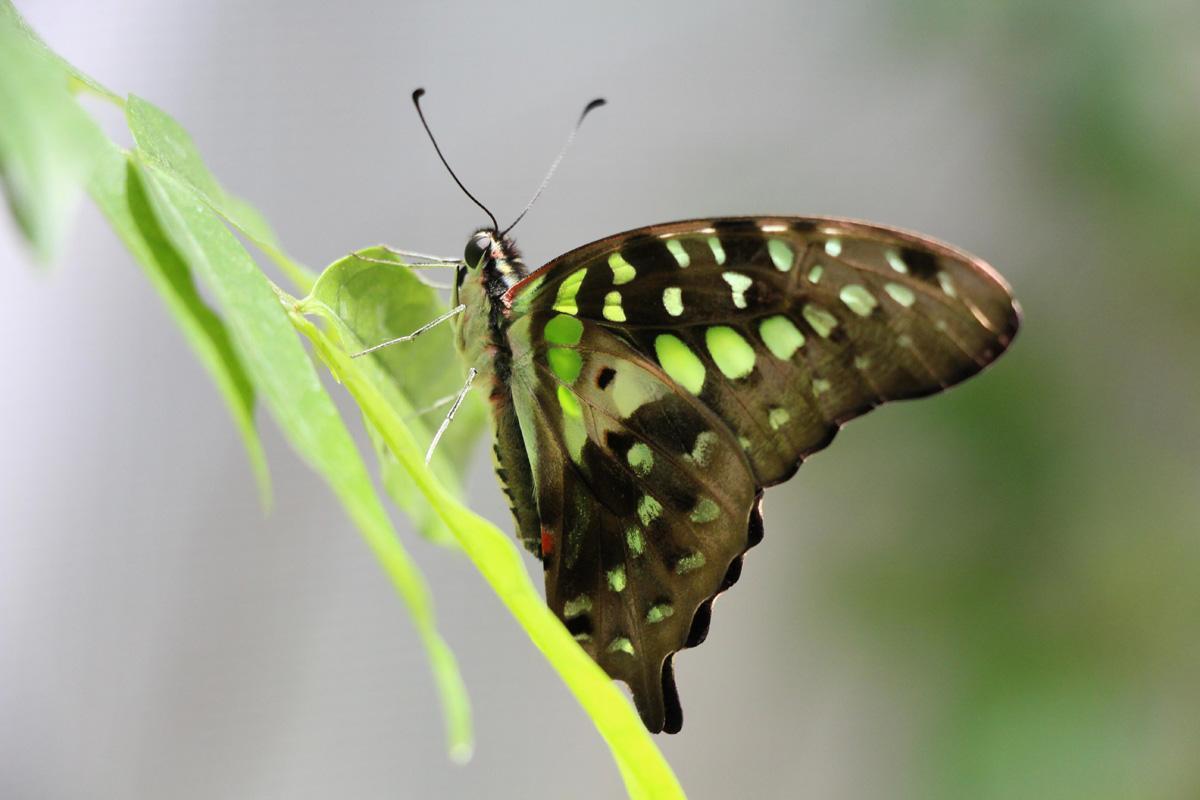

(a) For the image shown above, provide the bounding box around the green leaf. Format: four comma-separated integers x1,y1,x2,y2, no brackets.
84,140,272,503
300,249,486,545
0,0,121,104
124,94,315,292
131,157,473,762
291,313,686,800
0,9,107,262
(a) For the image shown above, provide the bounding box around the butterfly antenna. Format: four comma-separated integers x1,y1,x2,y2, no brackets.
412,88,500,232
501,97,606,237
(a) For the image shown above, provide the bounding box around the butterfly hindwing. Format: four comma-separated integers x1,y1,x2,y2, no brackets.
507,311,760,732
502,216,1020,730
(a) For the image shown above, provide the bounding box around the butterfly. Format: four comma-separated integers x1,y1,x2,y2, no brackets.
367,91,1021,733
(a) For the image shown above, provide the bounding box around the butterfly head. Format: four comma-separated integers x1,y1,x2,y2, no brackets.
462,228,498,272
456,227,528,302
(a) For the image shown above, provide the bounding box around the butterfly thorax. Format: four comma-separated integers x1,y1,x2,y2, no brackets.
451,228,530,384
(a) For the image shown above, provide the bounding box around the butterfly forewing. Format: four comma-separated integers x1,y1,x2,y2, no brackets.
503,216,1020,731
511,217,1019,484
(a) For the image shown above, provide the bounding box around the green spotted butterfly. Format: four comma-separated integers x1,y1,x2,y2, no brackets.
450,216,1019,733
383,91,1020,733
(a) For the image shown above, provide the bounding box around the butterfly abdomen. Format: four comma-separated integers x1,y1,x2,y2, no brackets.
488,394,542,556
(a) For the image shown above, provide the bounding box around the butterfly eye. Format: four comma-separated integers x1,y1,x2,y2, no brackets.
464,234,491,269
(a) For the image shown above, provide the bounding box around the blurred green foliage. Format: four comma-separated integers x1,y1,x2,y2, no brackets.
795,3,1200,797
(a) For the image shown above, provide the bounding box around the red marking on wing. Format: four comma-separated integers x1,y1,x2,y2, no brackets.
540,527,554,557
501,264,552,310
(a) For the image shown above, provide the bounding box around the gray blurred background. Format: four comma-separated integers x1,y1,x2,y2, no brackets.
3,1,1199,798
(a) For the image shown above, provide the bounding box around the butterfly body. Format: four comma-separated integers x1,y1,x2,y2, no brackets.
450,216,1020,733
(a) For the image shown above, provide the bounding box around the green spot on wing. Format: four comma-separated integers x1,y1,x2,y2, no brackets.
662,286,684,317
646,604,675,624
548,347,582,383
553,268,586,314
759,315,805,360
885,282,916,307
689,498,720,523
544,313,583,345
665,238,690,268
563,410,587,465
608,252,636,285
654,334,706,394
607,637,635,655
721,271,752,309
626,526,645,556
705,326,756,380
767,238,794,271
602,290,626,322
707,236,726,265
685,430,718,467
839,284,878,317
563,594,592,618
627,442,654,476
607,565,627,592
638,495,663,526
802,304,838,338
674,552,707,574
557,384,582,417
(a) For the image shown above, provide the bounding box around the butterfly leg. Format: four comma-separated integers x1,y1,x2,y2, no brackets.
405,392,461,420
425,367,477,465
350,304,466,357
